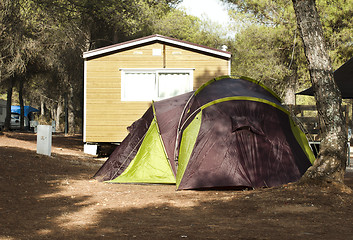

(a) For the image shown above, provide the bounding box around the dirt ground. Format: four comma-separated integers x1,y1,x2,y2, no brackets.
0,132,353,240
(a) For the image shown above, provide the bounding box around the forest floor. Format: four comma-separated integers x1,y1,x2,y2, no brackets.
0,131,353,240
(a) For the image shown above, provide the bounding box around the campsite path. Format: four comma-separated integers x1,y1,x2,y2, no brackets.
0,132,90,157
0,132,353,240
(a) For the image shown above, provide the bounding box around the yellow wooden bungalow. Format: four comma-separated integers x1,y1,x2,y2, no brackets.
83,34,231,154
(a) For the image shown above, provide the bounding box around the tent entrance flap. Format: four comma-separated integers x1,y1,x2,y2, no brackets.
176,111,202,189
108,118,176,184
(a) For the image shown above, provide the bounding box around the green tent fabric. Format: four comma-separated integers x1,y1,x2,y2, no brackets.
176,111,202,188
94,76,315,190
108,114,175,184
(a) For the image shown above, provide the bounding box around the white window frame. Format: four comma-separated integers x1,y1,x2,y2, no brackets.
120,68,194,101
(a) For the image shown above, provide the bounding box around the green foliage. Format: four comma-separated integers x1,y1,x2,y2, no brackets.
231,25,291,90
150,8,229,48
223,0,308,97
226,0,307,96
0,0,228,132
223,0,353,97
317,0,353,68
0,0,37,83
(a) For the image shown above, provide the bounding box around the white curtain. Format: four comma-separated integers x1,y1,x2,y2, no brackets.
158,73,191,99
123,72,156,101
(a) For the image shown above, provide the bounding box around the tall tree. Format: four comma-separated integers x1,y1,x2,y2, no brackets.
317,0,353,68
224,0,353,100
222,0,351,184
292,0,347,183
150,8,229,49
224,0,309,101
2,0,226,134
4,78,14,130
27,0,183,133
0,0,39,130
229,23,306,100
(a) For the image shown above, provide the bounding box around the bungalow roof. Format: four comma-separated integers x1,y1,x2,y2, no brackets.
83,34,231,59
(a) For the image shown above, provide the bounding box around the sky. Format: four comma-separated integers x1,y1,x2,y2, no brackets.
177,0,231,27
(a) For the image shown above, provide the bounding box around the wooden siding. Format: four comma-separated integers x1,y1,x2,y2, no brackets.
85,43,229,143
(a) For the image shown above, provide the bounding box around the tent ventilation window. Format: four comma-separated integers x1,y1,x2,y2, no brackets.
231,117,264,136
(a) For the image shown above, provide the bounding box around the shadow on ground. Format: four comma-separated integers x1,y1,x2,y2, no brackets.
1,144,353,240
3,132,84,151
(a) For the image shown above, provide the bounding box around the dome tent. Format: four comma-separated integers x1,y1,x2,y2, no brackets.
94,76,315,190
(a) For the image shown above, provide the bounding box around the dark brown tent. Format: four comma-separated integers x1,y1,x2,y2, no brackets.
94,77,315,190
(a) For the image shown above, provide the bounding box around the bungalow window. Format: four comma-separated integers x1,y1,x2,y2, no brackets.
121,69,193,101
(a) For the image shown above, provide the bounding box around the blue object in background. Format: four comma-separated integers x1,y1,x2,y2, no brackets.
11,106,39,117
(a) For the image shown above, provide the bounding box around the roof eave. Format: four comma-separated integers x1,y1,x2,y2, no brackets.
83,35,231,59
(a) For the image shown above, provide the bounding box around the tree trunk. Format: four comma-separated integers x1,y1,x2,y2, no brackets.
292,0,347,183
283,70,298,106
64,94,68,134
55,99,63,132
68,86,75,134
283,85,296,106
4,79,14,131
19,77,25,131
40,96,45,116
51,107,56,126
